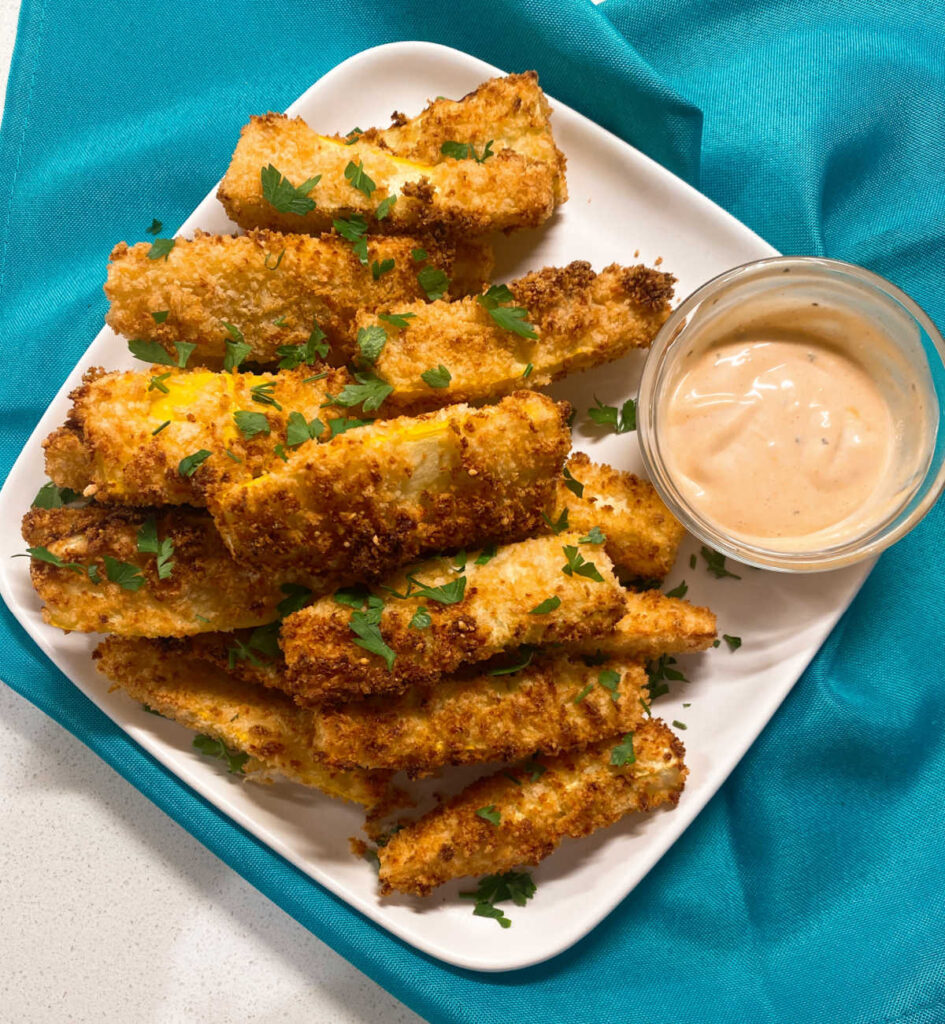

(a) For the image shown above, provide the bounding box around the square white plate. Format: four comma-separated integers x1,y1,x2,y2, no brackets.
0,41,872,972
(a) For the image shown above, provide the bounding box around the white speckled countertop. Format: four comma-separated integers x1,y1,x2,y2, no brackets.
0,4,423,1019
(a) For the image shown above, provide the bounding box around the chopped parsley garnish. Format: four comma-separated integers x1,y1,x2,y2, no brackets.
233,410,270,439
476,804,501,826
273,444,288,462
411,247,428,263
638,695,652,717
409,606,432,630
378,311,415,330
561,544,604,582
128,338,180,366
598,668,621,702
489,646,534,676
522,362,534,379
277,583,313,617
420,364,451,388
260,163,320,215
525,754,546,781
32,482,81,509
440,139,494,163
250,381,282,409
247,622,281,658
672,720,688,730
328,416,371,435
529,596,561,615
573,682,594,704
333,214,369,264
151,310,169,324
286,411,324,447
277,320,329,368
349,606,395,670
371,258,395,281
141,703,166,717
646,654,687,699
664,580,688,598
562,466,583,498
587,396,637,434
147,374,171,395
476,284,537,338
700,545,742,580
405,575,466,605
264,248,285,270
452,550,468,572
357,325,387,363
146,218,162,235
344,159,376,198
723,634,742,651
193,733,248,774
331,371,393,412
227,635,264,669
417,265,450,300
610,732,636,767
579,526,606,545
136,517,174,580
459,871,535,929
474,544,497,565
375,194,397,220
689,553,698,569
147,238,175,261
542,508,569,535
223,448,241,463
178,449,211,477
17,546,86,575
344,127,363,144
103,555,146,591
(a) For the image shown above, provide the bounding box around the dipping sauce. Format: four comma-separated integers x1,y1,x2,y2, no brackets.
657,297,933,553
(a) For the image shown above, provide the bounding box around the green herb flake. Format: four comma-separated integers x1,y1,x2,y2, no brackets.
417,265,450,301
689,553,698,569
587,396,637,434
561,545,604,582
193,733,249,775
136,517,174,580
103,555,146,591
672,720,688,730
459,870,535,928
332,214,369,264
261,163,320,215
371,258,395,281
409,606,432,630
579,526,606,545
277,583,313,617
264,248,286,270
474,544,497,566
542,508,569,535
357,325,388,364
723,634,742,651
411,247,429,263
332,371,393,412
276,320,329,369
273,443,288,462
378,311,415,330
610,732,636,767
489,646,534,677
141,703,166,717
151,310,169,324
700,545,742,580
476,804,501,826
349,609,396,670
233,410,270,439
32,482,81,509
147,238,175,261
598,668,621,702
405,574,466,605
129,338,176,366
529,596,561,615
440,139,494,163
178,449,211,477
146,218,162,235
665,580,688,599
375,194,397,220
328,416,371,436
17,546,85,575
476,285,537,338
522,362,534,379
562,466,584,498
646,654,688,700
344,159,376,198
573,682,594,704
286,411,324,447
250,381,282,410
223,448,242,463
421,364,451,388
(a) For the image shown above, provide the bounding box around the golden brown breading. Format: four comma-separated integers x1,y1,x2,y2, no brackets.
21,506,325,637
354,262,674,412
209,391,572,578
377,718,686,896
577,590,718,660
279,532,627,704
549,453,685,579
44,366,353,507
311,656,647,774
104,230,493,366
93,636,394,809
217,73,566,237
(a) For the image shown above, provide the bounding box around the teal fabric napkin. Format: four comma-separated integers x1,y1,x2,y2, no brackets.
2,1,943,1021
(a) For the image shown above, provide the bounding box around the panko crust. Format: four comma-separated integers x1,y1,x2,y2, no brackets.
217,73,565,237
378,718,687,896
210,390,572,578
279,532,627,704
104,229,492,366
356,261,675,413
94,636,395,810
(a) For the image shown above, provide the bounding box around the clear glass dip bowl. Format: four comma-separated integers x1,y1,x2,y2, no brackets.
638,256,945,572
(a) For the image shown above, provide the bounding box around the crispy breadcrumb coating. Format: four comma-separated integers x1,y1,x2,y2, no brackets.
310,656,647,774
355,262,674,412
279,533,627,704
94,636,395,809
21,506,326,637
218,73,566,237
377,718,686,896
549,453,685,579
104,230,492,366
210,391,572,578
44,366,352,506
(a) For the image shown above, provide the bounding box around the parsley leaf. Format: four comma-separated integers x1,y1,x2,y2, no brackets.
477,285,537,338
489,646,535,676
32,482,81,509
371,258,395,280
136,517,174,580
378,312,415,330
247,622,281,658
409,606,432,630
524,755,546,781
146,218,162,235
333,214,369,264
375,194,397,220
529,596,561,614
128,338,177,366
103,555,146,591
344,159,376,198
349,610,395,670
588,396,637,434
700,546,742,580
233,410,270,439
542,508,569,535
459,871,535,928
277,583,313,617
672,720,688,730
223,336,253,373
579,526,606,545
277,320,329,368
573,681,594,704
610,732,636,767
440,140,494,163
646,654,688,700
476,804,501,826
561,545,604,582
332,371,393,412
357,325,387,364
286,411,324,447
18,546,85,575
474,544,497,565
405,575,467,605
471,903,511,928
147,238,175,261
522,362,534,379
421,364,451,388
261,163,320,215
562,466,583,498
690,553,698,569
193,733,248,774
665,580,688,599
723,634,742,651
328,416,371,436
417,266,450,300
151,310,169,324
411,247,429,263
598,668,621,702
250,381,282,409
178,449,211,477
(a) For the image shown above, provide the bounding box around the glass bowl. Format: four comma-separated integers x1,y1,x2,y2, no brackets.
638,256,945,572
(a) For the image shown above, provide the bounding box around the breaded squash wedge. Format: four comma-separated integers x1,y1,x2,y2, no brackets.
104,230,492,366
377,718,686,895
279,533,626,704
94,636,394,810
210,391,572,578
355,262,674,412
218,73,566,236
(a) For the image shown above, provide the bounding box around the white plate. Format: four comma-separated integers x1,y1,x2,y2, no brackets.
0,41,872,972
